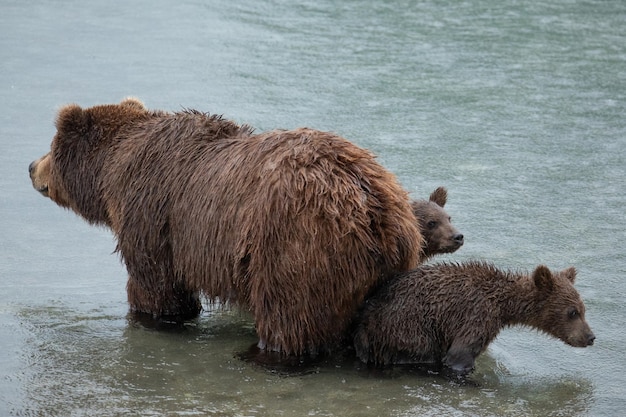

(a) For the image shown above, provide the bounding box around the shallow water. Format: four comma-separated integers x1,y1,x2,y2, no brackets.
1,0,625,415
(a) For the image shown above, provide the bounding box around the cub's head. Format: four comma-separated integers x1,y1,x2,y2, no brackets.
411,187,464,261
531,265,596,348
28,97,148,224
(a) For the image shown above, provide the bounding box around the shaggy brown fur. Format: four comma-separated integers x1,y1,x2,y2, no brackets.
411,187,463,260
29,98,423,356
354,261,595,374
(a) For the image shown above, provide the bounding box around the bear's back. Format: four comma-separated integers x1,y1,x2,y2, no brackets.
102,116,422,354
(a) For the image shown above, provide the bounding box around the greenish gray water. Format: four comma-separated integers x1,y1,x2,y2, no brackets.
1,0,624,415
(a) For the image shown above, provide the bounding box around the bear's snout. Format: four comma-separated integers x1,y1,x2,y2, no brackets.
568,330,596,348
29,154,51,197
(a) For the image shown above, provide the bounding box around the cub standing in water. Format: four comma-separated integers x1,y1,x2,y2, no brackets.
354,261,595,375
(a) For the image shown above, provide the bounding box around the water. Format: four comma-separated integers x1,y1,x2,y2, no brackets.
1,0,625,415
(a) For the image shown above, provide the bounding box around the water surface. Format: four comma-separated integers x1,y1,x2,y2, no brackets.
1,0,625,415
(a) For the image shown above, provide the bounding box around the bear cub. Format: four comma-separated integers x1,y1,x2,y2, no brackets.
411,187,463,261
354,261,595,375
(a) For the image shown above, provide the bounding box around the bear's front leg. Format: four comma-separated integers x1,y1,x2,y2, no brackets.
127,276,202,322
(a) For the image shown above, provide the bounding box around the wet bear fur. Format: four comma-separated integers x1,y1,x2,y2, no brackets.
353,261,595,374
29,98,424,356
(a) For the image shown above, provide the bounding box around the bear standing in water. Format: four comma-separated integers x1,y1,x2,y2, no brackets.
29,98,424,356
354,262,595,375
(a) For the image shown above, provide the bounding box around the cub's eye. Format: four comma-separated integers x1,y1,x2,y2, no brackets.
427,220,437,229
568,308,579,320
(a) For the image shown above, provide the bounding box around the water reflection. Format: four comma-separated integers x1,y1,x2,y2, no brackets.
13,304,595,416
400,376,594,417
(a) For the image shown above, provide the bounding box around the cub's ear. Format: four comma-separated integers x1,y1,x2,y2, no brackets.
533,265,554,293
120,97,145,110
429,186,448,208
561,267,577,284
55,104,87,134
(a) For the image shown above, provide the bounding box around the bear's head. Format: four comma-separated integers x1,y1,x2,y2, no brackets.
29,97,149,225
411,187,464,260
530,265,595,348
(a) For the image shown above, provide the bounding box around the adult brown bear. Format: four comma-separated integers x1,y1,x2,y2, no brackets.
29,98,423,356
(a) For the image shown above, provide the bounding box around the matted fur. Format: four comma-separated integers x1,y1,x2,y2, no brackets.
354,261,595,374
29,98,423,355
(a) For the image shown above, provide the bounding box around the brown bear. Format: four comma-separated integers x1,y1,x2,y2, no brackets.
353,261,595,374
29,98,424,356
411,187,463,261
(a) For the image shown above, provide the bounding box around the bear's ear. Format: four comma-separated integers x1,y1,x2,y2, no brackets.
532,265,554,293
120,97,146,111
55,104,88,134
561,267,577,284
429,187,448,208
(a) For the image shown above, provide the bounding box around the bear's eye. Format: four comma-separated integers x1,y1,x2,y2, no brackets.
427,220,437,229
568,308,579,320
